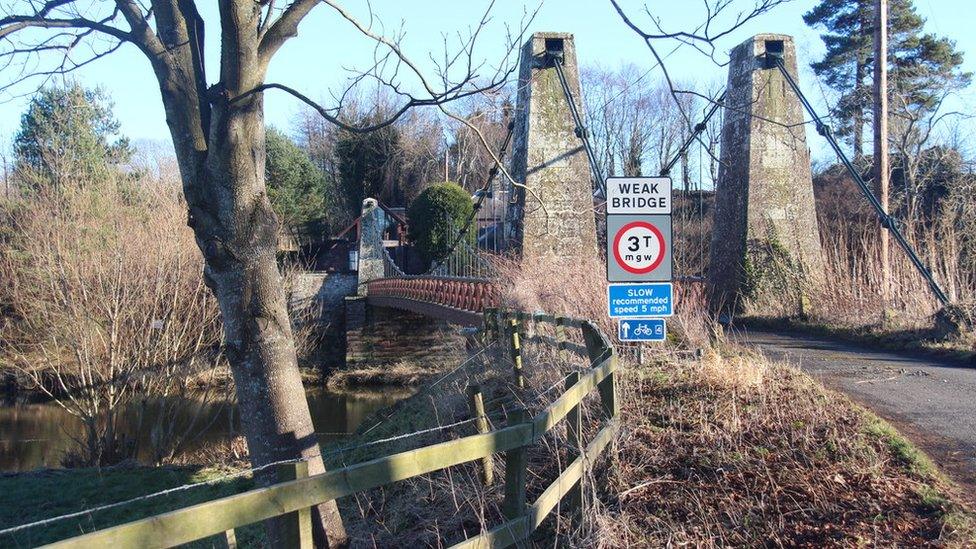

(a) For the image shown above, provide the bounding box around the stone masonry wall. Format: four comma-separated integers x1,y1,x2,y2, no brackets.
344,297,467,368
507,32,598,263
708,34,825,314
288,272,358,368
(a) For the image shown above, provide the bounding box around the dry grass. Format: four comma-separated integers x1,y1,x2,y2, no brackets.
492,253,716,351
327,359,447,388
814,217,975,328
737,216,976,358
587,349,975,547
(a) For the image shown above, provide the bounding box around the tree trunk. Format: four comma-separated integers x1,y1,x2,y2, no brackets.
144,1,347,545
202,90,346,549
874,0,891,307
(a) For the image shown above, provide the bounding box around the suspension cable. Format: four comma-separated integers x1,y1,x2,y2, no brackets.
768,54,951,306
660,90,726,177
423,119,516,277
548,49,606,198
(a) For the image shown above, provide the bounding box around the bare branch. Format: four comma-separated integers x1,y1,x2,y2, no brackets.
258,0,318,62
236,0,539,136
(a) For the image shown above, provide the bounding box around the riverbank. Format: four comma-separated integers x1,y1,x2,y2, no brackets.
3,345,972,546
326,358,456,388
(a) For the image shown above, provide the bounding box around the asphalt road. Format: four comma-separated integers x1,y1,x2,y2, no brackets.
730,327,976,499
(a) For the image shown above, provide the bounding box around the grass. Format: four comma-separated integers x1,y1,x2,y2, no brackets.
587,348,976,547
0,464,258,547
738,314,976,365
863,416,938,477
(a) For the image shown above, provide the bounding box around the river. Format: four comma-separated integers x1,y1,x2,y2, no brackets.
0,387,412,472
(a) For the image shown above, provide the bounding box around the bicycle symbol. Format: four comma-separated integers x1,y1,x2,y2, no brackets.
633,324,655,336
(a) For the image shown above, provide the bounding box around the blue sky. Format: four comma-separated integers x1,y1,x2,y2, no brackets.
1,0,973,162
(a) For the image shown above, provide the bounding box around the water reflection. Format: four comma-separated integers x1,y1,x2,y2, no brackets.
0,387,412,472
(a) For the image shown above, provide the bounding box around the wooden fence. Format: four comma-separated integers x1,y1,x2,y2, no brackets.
48,309,618,548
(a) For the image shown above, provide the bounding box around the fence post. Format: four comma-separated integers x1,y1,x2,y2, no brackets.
466,384,494,485
219,529,237,549
582,322,618,419
502,408,529,521
483,307,497,344
508,318,525,389
276,461,313,549
564,371,584,522
555,316,570,363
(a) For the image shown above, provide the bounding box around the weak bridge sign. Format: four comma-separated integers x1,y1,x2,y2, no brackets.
605,176,673,283
607,177,671,215
605,176,674,343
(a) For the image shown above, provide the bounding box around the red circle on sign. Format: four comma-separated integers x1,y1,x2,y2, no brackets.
612,221,666,274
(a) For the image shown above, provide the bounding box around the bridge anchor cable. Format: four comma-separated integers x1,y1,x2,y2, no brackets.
768,54,951,307
549,49,606,198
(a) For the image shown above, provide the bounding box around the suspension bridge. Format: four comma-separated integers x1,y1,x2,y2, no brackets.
4,30,965,548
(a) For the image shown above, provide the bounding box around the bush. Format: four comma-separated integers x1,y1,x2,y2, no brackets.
407,182,474,266
0,175,225,466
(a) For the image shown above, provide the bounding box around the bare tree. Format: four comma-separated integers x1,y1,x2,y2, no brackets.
609,0,795,150
1,1,533,543
446,89,513,191
0,178,224,467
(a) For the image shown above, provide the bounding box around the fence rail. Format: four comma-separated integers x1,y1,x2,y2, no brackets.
46,309,617,549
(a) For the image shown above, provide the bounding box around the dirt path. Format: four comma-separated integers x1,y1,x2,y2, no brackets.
730,327,976,499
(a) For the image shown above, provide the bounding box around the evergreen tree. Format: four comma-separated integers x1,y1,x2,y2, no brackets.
14,83,131,190
265,127,335,229
334,115,400,215
804,0,970,159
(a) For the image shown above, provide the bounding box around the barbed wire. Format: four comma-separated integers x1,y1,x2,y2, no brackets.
0,342,496,540
0,455,309,537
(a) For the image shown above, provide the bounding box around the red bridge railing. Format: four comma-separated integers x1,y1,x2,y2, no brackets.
366,277,499,324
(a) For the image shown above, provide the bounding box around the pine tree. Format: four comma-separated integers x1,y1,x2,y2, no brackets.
13,83,131,191
265,127,337,230
804,0,970,160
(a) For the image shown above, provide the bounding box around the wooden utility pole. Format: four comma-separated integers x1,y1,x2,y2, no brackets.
2,151,9,199
874,0,891,306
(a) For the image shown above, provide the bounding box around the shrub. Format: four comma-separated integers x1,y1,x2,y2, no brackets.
407,182,474,266
0,175,224,466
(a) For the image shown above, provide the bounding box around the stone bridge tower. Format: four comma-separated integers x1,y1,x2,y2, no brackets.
708,34,825,315
507,32,598,262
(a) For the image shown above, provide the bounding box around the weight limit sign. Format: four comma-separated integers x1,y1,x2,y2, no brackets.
606,214,672,282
